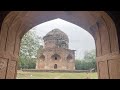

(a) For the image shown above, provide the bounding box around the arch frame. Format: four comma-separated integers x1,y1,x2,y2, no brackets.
0,11,119,79
51,54,61,61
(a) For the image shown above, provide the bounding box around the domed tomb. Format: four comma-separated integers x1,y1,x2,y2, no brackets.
36,28,75,70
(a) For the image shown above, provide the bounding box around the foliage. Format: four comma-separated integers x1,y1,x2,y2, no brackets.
18,30,96,70
84,49,96,62
75,49,97,71
18,31,43,69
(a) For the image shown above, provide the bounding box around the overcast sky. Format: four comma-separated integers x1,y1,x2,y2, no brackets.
30,18,95,59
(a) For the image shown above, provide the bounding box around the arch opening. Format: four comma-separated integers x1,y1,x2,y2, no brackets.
39,55,45,61
54,64,57,69
51,54,61,61
67,54,73,60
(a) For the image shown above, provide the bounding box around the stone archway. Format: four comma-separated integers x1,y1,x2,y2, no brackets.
39,55,45,61
51,54,61,60
0,11,119,79
54,64,57,69
67,54,73,62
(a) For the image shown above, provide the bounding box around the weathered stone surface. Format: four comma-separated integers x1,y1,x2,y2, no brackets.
0,58,8,79
36,29,75,70
6,60,17,79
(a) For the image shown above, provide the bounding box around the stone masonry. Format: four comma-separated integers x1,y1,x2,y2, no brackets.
36,28,75,70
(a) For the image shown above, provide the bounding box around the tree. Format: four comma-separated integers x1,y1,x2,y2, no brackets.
75,49,97,71
84,49,96,62
84,49,96,70
18,31,43,69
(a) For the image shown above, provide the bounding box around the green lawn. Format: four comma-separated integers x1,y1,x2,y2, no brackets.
17,70,98,79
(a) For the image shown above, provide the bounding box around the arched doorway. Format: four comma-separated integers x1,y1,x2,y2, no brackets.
0,11,119,79
54,64,57,69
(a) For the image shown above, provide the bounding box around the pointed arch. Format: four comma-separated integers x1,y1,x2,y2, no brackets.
51,54,61,60
54,64,57,69
39,55,45,61
67,54,73,61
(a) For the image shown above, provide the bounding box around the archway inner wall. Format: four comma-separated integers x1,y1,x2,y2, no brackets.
0,11,119,79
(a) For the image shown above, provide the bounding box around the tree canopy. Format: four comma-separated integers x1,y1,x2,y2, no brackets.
75,49,96,71
18,31,43,69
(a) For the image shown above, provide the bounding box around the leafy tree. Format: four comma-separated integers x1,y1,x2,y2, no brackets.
18,31,43,69
75,49,97,71
84,49,96,62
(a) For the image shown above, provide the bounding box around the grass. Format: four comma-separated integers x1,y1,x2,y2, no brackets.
17,70,98,79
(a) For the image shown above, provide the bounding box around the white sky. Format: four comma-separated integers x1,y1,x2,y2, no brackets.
30,18,95,59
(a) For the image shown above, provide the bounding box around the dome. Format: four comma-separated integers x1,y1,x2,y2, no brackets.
43,28,69,42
